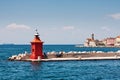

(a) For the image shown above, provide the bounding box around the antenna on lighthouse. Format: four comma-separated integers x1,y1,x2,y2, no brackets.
35,29,39,36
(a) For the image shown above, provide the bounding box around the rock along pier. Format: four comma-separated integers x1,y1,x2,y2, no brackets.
8,51,120,62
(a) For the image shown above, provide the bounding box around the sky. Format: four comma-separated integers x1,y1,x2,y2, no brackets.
0,0,120,44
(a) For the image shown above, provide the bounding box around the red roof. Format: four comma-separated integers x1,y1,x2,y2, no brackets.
117,36,120,38
31,36,43,43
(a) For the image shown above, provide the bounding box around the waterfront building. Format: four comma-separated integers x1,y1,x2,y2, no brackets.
96,40,105,46
89,40,96,47
84,42,89,47
101,39,107,45
115,36,120,46
105,38,115,46
84,34,97,47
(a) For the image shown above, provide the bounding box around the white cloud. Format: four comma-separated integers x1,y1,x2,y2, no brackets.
108,13,120,19
6,23,31,30
101,26,110,32
62,26,75,30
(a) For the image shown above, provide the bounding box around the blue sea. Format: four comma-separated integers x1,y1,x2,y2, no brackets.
1,45,120,80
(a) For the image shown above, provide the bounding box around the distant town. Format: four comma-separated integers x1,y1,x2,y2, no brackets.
84,34,120,47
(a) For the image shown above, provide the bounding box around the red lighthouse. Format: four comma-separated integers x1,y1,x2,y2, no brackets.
30,30,43,59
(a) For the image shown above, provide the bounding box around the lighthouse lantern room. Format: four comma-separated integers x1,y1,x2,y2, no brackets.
30,29,43,59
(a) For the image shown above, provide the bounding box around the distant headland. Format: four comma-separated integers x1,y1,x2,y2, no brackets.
83,34,120,47
0,43,15,45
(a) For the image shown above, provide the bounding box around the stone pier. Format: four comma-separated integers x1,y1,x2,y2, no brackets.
8,52,120,62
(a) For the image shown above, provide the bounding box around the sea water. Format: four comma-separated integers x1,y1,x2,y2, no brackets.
0,45,120,80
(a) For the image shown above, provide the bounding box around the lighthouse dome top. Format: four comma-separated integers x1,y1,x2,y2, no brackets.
31,29,43,43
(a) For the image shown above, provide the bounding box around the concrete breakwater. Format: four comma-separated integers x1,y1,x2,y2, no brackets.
8,51,120,62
